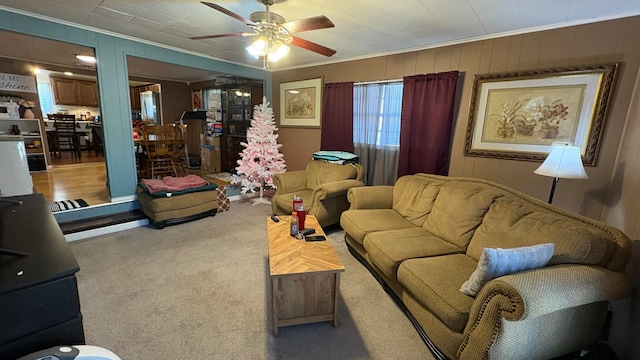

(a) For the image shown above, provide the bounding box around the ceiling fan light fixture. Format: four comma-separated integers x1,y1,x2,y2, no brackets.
196,1,335,67
246,37,268,58
268,42,290,62
246,35,290,64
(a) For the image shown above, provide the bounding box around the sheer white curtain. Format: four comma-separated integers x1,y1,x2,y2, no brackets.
353,82,403,185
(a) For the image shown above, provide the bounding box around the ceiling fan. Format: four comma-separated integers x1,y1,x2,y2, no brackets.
191,0,336,67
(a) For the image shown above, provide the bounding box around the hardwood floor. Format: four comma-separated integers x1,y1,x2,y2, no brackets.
31,150,110,206
31,150,230,207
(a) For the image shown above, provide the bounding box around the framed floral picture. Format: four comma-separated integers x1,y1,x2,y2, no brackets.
279,77,322,127
464,63,619,166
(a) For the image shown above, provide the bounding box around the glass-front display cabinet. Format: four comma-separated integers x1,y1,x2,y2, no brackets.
220,84,263,172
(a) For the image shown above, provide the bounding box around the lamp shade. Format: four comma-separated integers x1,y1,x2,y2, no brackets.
534,142,588,179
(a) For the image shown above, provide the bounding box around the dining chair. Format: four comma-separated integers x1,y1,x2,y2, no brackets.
173,124,189,176
140,124,181,179
90,124,105,156
48,114,81,158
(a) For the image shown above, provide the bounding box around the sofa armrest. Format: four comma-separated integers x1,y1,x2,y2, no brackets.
313,179,365,201
495,264,629,318
273,170,307,194
347,186,394,209
458,264,629,360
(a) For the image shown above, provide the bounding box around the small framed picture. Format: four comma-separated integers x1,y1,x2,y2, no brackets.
192,90,203,110
279,77,322,128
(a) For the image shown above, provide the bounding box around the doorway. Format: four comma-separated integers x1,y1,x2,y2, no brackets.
0,30,109,207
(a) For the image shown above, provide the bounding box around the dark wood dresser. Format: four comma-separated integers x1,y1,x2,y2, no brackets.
0,194,85,359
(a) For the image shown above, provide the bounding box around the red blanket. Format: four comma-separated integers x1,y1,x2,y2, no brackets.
141,175,209,194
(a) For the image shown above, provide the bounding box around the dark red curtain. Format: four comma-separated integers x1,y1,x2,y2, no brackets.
398,71,459,177
321,82,354,152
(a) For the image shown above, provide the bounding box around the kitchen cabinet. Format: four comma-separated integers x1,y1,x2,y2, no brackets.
51,77,99,107
0,118,49,171
51,77,76,105
220,84,262,172
76,80,99,107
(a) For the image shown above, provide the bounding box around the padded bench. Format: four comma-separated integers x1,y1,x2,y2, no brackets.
137,179,219,229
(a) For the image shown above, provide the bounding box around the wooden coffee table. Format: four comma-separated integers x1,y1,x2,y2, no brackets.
267,214,345,336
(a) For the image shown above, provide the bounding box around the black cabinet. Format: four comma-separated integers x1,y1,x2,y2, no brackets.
0,194,85,359
220,135,245,173
220,84,263,173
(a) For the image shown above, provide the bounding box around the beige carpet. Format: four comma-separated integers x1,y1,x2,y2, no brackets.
70,199,435,360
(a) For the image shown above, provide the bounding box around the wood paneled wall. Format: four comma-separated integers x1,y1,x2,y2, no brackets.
272,16,640,359
273,16,640,220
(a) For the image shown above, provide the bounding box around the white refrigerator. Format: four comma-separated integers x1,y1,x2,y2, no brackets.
140,90,161,124
0,136,34,197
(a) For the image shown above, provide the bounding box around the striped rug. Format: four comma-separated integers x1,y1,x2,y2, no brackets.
48,199,89,212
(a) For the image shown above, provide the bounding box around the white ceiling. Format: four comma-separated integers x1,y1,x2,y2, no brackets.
0,0,639,72
0,28,226,83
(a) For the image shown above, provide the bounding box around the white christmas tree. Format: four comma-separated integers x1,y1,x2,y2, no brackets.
234,97,286,204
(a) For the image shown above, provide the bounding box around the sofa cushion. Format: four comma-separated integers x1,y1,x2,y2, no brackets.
340,209,414,246
398,254,477,332
422,183,498,250
274,189,313,214
460,243,555,296
364,228,464,278
468,198,609,265
305,161,358,189
391,175,442,226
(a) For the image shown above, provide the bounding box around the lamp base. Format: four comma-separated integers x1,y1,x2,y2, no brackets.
548,177,559,204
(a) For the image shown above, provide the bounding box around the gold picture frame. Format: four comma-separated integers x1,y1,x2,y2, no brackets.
279,77,322,127
464,63,619,166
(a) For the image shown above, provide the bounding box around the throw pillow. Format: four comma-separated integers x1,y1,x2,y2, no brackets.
460,243,554,296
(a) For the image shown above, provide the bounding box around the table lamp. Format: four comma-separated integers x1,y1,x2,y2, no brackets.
534,142,588,204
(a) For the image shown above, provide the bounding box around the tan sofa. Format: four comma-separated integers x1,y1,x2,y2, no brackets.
272,160,365,227
340,174,631,360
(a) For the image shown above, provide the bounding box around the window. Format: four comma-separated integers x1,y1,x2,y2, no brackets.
353,82,403,148
37,82,54,116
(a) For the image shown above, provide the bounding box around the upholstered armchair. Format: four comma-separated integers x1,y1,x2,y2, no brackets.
272,161,365,227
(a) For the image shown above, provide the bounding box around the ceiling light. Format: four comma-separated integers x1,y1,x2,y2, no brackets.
245,33,291,68
33,66,41,74
269,43,290,62
246,37,268,59
64,71,74,76
74,54,96,64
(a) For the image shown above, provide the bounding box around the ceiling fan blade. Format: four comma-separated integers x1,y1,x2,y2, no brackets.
290,36,337,57
190,32,248,40
200,2,256,25
281,15,335,33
